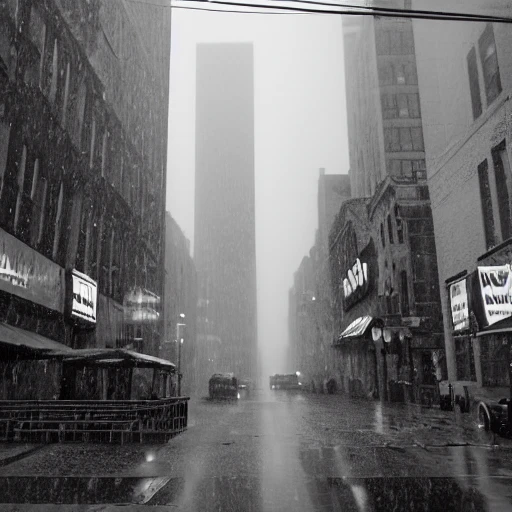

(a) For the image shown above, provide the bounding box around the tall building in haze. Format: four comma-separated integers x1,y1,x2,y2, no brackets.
194,43,257,389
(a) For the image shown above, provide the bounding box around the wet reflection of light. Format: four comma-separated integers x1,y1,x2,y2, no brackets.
374,401,384,434
145,452,155,462
237,392,240,399
350,484,369,512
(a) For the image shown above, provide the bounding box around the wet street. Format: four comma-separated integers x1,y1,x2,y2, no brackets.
2,390,512,511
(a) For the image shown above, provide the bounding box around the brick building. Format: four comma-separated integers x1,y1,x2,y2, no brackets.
0,0,170,399
414,13,512,406
334,10,445,403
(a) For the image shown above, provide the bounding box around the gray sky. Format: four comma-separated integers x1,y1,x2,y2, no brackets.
166,7,349,377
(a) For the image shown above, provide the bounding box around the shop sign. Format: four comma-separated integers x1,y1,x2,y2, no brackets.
123,287,160,324
67,269,97,323
0,228,63,312
343,258,369,311
477,265,512,327
449,278,469,331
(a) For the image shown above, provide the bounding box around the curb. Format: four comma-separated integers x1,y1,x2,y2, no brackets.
0,445,45,468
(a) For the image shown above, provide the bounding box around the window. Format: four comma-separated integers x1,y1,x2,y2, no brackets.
61,62,71,127
492,141,512,242
89,117,96,169
479,24,502,106
381,93,420,119
376,26,415,56
13,145,27,233
380,223,385,247
467,47,482,119
478,159,496,249
387,214,394,244
49,39,58,103
52,183,64,261
400,271,410,316
0,121,11,196
384,127,424,152
30,165,48,247
395,204,404,242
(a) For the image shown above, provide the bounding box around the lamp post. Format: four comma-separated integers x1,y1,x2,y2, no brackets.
176,313,186,396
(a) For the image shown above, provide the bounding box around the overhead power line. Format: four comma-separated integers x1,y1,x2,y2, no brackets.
127,0,512,23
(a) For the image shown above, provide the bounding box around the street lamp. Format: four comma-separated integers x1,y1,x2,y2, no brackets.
176,314,186,396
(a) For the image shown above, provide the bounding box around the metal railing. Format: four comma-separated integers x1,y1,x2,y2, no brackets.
0,397,189,443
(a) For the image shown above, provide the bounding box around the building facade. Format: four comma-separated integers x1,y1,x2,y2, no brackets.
194,43,258,388
163,213,197,397
289,171,351,392
0,0,170,399
414,13,512,406
343,14,427,199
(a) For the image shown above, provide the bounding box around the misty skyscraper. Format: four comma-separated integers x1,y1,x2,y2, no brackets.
194,43,257,385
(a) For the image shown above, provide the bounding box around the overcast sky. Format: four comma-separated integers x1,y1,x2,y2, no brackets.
166,7,350,377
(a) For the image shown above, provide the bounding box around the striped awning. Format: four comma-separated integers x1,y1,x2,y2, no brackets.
337,316,373,342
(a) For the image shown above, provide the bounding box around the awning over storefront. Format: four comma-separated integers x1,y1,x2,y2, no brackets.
0,322,73,359
52,348,176,372
336,316,373,343
476,315,512,337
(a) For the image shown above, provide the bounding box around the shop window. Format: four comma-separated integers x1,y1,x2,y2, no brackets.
455,337,476,381
467,47,482,119
479,24,502,107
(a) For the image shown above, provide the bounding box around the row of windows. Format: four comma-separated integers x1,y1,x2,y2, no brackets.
467,23,502,120
478,140,512,250
378,61,418,86
388,159,426,179
375,27,415,56
381,92,421,119
4,5,154,220
384,126,425,153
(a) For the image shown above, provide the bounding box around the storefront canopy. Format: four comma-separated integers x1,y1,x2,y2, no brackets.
336,316,374,343
0,322,73,359
51,347,176,372
476,315,512,337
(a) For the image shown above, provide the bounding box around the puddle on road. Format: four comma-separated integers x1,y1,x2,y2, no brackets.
0,476,172,504
1,475,510,510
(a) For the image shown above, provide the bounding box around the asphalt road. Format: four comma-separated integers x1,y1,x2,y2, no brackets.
2,390,512,511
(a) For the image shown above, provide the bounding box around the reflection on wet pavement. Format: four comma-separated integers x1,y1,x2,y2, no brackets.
1,391,512,510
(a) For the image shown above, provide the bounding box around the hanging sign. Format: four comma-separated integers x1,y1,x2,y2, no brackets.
343,258,369,311
449,278,469,332
66,269,97,323
477,265,512,327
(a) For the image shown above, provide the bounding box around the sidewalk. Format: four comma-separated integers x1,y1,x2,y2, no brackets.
0,444,42,467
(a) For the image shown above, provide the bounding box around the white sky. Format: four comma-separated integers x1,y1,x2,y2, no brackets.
166,7,349,378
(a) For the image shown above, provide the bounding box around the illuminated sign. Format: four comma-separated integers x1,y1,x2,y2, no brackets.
123,287,160,324
449,278,469,331
477,265,512,327
0,228,63,312
343,258,369,311
67,270,97,323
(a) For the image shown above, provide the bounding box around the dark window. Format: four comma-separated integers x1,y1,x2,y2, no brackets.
387,214,394,244
395,204,404,243
89,206,100,280
76,200,89,273
380,222,385,247
478,159,496,249
479,24,502,106
400,270,410,316
30,163,47,247
417,186,430,200
492,141,512,242
467,47,482,119
100,221,111,295
39,179,61,259
411,127,424,151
